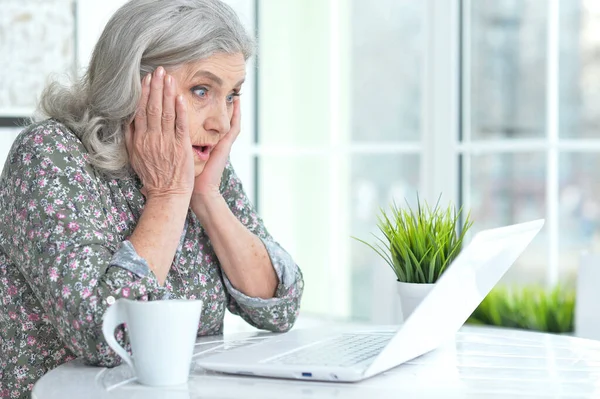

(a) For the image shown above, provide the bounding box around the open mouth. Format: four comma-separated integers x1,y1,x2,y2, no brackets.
192,145,212,161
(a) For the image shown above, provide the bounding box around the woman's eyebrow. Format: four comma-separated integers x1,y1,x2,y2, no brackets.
191,70,246,88
234,77,246,87
192,70,223,86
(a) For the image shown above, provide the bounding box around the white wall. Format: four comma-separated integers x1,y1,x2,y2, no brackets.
1,0,76,116
76,0,128,72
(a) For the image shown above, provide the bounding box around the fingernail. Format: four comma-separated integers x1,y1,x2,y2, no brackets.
165,75,172,86
144,73,151,86
156,67,165,78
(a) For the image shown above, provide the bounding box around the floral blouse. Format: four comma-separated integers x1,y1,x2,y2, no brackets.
0,120,304,398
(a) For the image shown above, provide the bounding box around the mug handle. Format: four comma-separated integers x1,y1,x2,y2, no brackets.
101,298,135,370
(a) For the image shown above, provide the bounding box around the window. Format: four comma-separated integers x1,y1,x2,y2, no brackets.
255,0,433,323
255,0,600,323
462,0,600,288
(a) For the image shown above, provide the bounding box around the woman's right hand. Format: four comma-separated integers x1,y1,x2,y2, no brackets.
126,66,195,200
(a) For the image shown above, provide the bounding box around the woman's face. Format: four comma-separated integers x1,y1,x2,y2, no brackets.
169,52,246,176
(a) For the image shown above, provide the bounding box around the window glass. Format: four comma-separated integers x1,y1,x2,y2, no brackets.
469,0,547,140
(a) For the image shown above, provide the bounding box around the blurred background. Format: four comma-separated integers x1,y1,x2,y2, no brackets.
1,0,599,329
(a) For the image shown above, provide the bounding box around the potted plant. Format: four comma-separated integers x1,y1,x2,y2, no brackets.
355,195,473,321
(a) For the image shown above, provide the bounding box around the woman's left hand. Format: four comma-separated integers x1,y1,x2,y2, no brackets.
192,98,241,201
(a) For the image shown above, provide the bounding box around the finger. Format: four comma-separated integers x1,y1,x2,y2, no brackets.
134,73,152,133
224,97,242,144
146,67,165,133
175,94,189,141
161,74,176,136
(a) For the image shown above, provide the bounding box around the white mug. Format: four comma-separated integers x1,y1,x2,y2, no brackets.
102,298,203,386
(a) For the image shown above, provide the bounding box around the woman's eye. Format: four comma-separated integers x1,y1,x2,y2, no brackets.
226,92,241,104
193,87,207,98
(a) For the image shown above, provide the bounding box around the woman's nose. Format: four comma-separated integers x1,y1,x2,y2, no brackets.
204,101,231,135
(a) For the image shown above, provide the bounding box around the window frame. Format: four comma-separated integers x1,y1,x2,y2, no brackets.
250,0,462,323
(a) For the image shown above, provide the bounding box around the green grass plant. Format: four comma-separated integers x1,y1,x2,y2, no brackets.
467,284,575,333
354,196,473,284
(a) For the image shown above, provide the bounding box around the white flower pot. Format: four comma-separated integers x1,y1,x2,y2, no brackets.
396,281,435,322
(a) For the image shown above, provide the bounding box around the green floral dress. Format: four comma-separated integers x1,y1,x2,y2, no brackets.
0,120,304,398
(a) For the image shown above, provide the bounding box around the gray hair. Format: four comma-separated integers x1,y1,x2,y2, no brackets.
36,0,255,178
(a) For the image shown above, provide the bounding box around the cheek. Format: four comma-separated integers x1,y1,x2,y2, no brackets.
187,111,205,133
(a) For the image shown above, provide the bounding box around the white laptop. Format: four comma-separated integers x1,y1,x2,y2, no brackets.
197,219,545,382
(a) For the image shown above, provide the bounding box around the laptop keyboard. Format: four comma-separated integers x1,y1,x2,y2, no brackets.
264,332,394,367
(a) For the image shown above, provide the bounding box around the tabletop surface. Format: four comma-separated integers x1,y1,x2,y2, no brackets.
32,325,600,399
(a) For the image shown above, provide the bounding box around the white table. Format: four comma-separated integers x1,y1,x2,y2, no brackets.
32,326,600,398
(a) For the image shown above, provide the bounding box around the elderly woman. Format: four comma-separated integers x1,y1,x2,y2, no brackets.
0,0,304,396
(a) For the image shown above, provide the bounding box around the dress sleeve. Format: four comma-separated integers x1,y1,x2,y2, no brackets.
0,123,166,367
218,160,304,332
